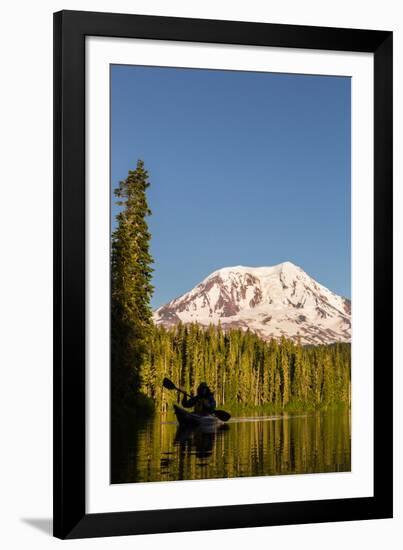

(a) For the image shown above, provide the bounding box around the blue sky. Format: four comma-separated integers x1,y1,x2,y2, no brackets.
111,65,351,309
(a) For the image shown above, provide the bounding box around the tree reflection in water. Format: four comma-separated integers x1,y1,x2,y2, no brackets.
112,410,351,484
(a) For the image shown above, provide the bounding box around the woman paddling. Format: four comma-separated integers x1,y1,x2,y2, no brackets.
181,382,216,416
162,377,231,423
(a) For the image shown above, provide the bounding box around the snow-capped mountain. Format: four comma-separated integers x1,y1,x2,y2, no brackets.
153,262,351,345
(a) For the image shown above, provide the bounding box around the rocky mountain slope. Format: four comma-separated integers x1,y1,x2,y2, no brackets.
153,262,351,345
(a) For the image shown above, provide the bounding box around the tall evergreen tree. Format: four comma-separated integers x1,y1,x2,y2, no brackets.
111,159,154,405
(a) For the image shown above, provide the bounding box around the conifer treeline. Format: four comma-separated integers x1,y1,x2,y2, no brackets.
141,323,351,413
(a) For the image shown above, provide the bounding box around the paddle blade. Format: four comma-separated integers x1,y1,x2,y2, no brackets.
162,377,176,390
214,409,231,422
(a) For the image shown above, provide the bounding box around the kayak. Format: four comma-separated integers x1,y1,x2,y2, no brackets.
173,404,223,428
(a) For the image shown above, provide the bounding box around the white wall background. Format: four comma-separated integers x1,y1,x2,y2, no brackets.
0,0,400,548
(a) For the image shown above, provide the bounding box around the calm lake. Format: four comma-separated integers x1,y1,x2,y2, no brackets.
111,409,351,484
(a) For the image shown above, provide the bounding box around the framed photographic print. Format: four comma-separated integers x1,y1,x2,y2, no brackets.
54,10,393,539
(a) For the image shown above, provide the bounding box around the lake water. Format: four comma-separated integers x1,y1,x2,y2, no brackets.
111,409,351,484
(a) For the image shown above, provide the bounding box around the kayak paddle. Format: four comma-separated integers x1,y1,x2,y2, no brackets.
162,377,231,422
162,377,190,397
210,409,231,422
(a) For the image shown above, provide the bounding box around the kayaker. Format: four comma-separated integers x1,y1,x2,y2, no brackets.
182,382,216,416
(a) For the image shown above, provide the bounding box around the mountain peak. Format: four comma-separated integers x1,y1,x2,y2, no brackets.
205,261,300,280
278,260,300,271
154,263,351,345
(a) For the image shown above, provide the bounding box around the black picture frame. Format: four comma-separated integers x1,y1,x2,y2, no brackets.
53,10,393,539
